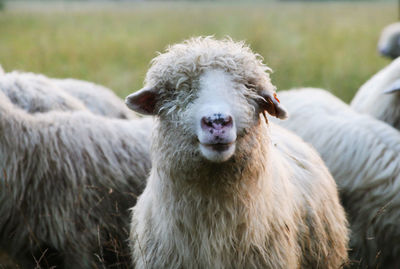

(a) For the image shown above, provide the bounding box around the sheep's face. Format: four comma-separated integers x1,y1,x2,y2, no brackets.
125,37,287,164
126,68,287,163
379,24,400,59
192,69,245,162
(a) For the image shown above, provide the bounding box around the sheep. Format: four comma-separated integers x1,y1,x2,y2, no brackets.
51,78,137,119
0,70,87,113
0,90,153,268
378,22,400,59
351,57,400,130
273,88,400,268
126,37,349,269
0,68,136,119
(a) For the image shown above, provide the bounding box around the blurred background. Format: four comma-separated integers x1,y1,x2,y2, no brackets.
0,0,396,103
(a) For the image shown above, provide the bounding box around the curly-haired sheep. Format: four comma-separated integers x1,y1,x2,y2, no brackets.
0,68,136,119
351,57,400,130
0,91,152,268
378,22,400,59
274,88,400,268
126,37,349,269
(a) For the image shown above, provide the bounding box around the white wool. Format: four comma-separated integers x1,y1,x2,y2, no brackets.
52,78,137,119
351,57,400,130
0,69,136,119
0,90,153,268
0,71,87,113
274,88,400,268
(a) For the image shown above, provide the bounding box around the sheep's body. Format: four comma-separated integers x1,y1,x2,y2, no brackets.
274,88,400,268
378,22,400,59
132,121,348,269
0,71,87,113
128,37,348,269
52,78,137,119
351,58,400,130
0,70,136,119
0,91,153,268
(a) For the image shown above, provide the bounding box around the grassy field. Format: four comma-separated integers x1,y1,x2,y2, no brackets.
0,1,396,103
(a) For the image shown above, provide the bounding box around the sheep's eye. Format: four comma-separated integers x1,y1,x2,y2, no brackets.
255,96,268,108
244,83,256,90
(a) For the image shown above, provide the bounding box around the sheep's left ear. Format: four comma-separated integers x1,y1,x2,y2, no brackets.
125,86,159,115
259,90,288,119
383,79,400,94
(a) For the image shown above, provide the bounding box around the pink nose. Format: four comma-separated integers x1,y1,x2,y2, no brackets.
201,113,233,137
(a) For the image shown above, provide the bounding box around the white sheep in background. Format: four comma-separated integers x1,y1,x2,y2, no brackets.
274,88,400,268
351,57,400,130
0,68,136,119
126,37,349,269
0,91,153,268
52,78,137,119
0,70,87,113
378,22,400,59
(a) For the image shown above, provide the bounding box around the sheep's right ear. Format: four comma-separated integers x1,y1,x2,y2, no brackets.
383,79,400,94
259,90,288,120
125,87,159,115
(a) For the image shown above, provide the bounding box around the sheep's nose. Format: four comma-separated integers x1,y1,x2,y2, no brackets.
201,113,233,133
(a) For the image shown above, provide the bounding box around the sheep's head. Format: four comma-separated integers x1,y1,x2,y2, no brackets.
378,22,400,59
382,57,400,95
126,37,287,163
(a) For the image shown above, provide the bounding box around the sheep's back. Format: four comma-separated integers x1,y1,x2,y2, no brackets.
0,71,87,113
52,78,137,119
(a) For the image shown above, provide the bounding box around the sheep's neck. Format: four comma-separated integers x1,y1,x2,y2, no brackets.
151,121,275,228
153,121,271,198
361,65,400,129
145,124,296,268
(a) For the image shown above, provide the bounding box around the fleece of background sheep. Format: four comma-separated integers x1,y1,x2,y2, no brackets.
0,71,87,113
0,70,136,119
275,88,400,268
0,90,152,268
52,78,137,119
351,57,400,130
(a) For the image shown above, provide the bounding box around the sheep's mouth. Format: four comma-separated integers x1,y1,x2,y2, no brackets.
198,138,236,163
200,142,235,152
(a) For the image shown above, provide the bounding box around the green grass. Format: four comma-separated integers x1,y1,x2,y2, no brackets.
0,1,396,102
